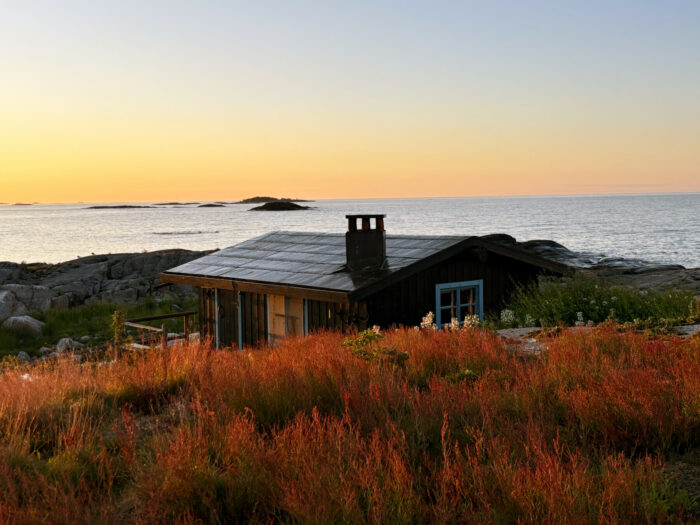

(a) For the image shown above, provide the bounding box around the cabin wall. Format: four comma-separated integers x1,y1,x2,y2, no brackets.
197,288,266,348
364,249,551,328
198,288,216,344
305,300,368,333
240,291,267,347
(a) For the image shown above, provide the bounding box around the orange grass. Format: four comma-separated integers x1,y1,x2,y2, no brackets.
0,325,697,523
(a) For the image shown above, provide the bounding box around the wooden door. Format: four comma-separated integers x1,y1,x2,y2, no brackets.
285,297,304,336
268,294,286,345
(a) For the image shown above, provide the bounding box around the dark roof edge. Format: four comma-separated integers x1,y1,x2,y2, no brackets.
348,236,572,301
160,271,350,302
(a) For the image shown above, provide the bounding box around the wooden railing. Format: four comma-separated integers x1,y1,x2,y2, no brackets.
123,310,197,349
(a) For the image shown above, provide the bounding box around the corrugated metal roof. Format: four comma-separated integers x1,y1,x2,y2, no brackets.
164,231,467,292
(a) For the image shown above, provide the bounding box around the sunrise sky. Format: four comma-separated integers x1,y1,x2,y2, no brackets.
1,1,699,203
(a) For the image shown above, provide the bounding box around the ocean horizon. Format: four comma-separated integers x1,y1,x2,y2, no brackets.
1,193,698,267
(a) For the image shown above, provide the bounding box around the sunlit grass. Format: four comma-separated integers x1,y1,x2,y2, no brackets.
0,326,697,522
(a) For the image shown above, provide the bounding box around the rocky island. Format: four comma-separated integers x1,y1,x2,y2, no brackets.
249,201,312,211
236,196,312,204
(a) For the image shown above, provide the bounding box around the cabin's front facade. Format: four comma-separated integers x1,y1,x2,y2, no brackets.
160,215,568,348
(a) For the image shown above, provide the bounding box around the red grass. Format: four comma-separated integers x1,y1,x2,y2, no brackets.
0,326,697,523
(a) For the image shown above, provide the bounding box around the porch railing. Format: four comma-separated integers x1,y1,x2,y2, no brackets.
123,310,197,349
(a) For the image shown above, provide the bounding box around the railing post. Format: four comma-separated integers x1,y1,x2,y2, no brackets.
184,314,190,340
161,324,167,350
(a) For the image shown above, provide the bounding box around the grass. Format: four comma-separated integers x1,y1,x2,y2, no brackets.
501,274,698,328
0,325,698,523
0,297,198,357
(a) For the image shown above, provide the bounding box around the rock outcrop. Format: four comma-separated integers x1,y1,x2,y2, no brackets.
0,249,210,319
2,315,45,337
484,234,699,293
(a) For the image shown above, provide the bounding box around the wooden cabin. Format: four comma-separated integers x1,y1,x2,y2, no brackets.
160,215,568,348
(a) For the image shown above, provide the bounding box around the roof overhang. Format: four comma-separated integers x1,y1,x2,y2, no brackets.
160,272,350,303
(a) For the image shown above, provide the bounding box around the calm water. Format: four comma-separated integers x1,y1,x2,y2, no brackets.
0,194,698,267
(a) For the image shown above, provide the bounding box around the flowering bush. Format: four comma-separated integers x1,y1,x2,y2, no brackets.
420,311,437,330
463,314,480,328
500,308,516,326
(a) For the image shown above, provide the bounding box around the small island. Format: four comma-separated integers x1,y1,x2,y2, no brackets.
198,203,226,208
249,201,311,211
237,196,312,204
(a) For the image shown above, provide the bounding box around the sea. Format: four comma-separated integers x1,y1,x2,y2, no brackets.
0,194,698,268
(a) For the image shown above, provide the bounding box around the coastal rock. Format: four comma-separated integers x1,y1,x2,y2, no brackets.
0,249,209,309
56,337,83,352
2,315,45,337
16,351,31,363
39,346,53,355
0,284,54,312
0,290,27,322
50,294,71,310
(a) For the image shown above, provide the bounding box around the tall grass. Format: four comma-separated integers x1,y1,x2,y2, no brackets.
0,327,697,523
504,274,697,327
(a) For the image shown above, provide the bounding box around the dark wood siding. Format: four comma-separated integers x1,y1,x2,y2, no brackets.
198,288,217,345
364,249,552,328
217,289,239,348
240,291,267,347
306,300,368,333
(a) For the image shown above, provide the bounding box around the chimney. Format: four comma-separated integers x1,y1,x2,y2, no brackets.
345,214,386,272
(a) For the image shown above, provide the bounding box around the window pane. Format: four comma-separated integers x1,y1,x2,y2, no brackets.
441,306,458,322
440,290,456,307
461,287,474,304
463,303,475,315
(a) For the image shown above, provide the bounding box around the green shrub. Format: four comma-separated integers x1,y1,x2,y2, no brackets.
0,297,197,357
504,274,697,327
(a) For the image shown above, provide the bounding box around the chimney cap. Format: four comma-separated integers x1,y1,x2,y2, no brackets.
345,214,386,219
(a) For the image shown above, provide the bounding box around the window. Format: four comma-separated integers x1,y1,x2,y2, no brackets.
435,280,483,327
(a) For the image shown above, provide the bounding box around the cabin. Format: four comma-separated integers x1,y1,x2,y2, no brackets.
160,215,569,348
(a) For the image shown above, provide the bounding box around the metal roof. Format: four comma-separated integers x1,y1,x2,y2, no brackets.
164,231,467,293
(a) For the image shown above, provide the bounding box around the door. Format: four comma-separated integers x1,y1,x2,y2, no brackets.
268,295,305,344
285,297,304,336
268,294,286,344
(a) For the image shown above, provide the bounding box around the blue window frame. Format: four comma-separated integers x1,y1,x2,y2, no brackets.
435,280,483,328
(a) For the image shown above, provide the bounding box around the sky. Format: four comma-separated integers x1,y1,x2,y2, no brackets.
1,1,699,203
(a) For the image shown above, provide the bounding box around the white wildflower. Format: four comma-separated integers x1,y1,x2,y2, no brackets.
500,309,515,325
420,311,437,330
611,296,617,302
371,325,381,335
463,314,480,328
575,311,584,327
449,317,461,331
524,314,535,326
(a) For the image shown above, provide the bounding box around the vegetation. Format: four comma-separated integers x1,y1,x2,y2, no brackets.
0,326,698,522
0,297,197,357
502,274,698,328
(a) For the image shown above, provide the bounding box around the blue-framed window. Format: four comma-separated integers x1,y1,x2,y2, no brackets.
435,280,483,328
